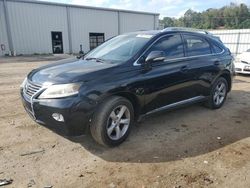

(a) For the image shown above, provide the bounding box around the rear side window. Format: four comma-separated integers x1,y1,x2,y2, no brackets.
183,35,212,56
148,34,184,59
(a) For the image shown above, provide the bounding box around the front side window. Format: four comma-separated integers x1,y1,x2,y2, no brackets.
147,34,184,60
183,35,212,56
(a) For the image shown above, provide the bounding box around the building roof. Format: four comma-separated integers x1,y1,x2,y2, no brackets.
3,0,160,16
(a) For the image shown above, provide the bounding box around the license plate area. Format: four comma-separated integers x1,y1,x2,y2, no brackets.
22,98,36,120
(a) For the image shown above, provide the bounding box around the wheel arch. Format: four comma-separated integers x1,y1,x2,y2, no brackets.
116,92,141,119
106,92,141,119
219,71,232,92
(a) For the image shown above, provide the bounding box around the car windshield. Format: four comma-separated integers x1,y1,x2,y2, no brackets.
84,33,153,63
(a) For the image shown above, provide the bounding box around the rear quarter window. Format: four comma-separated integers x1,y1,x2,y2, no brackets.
212,44,224,54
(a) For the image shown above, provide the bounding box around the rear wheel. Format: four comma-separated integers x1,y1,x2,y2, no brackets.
205,77,228,109
90,96,134,147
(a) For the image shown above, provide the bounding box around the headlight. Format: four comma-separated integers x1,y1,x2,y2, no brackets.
39,83,81,99
20,77,27,88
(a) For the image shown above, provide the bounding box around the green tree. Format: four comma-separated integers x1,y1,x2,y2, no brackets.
183,9,195,27
202,8,220,29
239,19,250,29
160,17,174,28
159,2,250,29
238,4,250,25
174,17,185,27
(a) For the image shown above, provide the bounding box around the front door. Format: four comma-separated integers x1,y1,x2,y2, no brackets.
51,32,63,54
141,34,197,113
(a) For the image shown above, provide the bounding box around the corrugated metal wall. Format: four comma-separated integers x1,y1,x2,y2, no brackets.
120,12,155,33
154,15,159,30
7,1,69,55
70,7,119,53
0,0,9,56
210,29,250,55
0,0,159,56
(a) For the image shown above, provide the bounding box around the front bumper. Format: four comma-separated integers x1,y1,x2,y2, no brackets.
20,89,94,136
234,62,250,74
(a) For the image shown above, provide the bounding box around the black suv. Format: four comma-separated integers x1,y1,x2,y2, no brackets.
20,28,234,147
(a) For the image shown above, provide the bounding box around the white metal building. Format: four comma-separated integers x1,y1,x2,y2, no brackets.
0,0,159,56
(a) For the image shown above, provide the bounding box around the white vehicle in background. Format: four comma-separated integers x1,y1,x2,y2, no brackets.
234,49,250,74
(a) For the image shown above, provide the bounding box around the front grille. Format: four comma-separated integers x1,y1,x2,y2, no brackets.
24,81,42,98
235,68,242,71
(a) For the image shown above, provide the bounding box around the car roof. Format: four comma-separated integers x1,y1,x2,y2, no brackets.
125,28,223,46
127,27,214,38
125,30,161,36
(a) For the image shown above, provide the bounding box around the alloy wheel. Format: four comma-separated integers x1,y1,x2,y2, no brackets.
213,81,226,106
106,105,130,141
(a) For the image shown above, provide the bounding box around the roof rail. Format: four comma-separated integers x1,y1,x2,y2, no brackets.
161,27,212,35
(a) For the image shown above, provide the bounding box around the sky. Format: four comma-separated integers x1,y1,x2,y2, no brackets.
39,0,250,18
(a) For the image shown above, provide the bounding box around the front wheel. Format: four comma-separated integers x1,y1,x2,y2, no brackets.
205,77,228,109
90,96,134,147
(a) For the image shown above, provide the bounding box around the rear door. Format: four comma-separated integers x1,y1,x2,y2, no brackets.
141,34,197,113
182,34,221,96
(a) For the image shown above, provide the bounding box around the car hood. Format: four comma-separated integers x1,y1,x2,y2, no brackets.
237,52,250,63
28,57,117,85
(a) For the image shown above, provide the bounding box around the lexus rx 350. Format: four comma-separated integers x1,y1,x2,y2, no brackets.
20,28,234,147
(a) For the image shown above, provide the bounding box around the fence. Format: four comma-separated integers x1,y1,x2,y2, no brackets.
210,29,250,56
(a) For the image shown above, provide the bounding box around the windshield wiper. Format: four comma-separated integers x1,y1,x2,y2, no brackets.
85,57,106,63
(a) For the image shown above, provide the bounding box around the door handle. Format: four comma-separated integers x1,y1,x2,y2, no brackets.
180,65,189,72
214,61,220,66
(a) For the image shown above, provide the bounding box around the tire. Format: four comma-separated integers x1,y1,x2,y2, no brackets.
205,77,228,109
90,96,134,147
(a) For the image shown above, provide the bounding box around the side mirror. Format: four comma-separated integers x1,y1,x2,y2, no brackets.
145,51,165,63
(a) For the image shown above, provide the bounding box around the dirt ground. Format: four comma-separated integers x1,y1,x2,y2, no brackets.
0,55,250,188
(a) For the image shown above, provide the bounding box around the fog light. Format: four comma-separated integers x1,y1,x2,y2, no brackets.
52,113,64,122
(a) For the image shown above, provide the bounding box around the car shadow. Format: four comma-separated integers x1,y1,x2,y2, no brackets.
66,89,250,163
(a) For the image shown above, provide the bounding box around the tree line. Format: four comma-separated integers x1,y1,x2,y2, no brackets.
160,3,250,29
